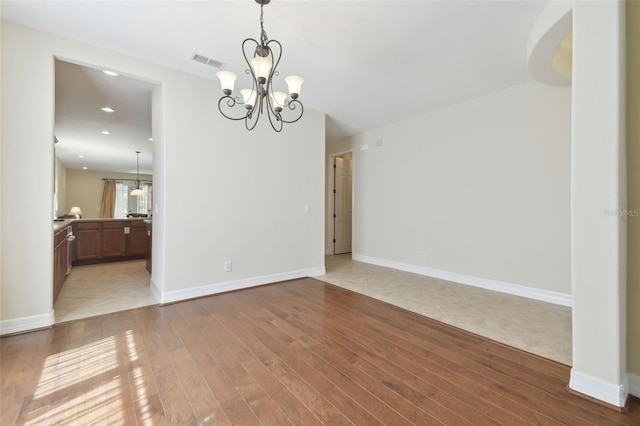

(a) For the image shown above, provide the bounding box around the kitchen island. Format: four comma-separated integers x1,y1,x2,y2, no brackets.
71,218,149,266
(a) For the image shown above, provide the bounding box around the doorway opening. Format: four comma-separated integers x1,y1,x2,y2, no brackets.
329,151,353,255
53,59,158,323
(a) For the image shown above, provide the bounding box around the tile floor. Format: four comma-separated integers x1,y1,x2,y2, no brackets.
54,259,157,323
54,254,572,365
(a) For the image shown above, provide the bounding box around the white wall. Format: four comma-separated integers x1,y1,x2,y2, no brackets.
328,80,571,297
627,0,640,390
570,0,628,406
0,22,325,332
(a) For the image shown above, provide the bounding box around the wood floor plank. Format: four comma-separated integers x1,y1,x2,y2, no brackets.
172,302,273,425
212,295,352,425
232,305,385,425
2,277,639,425
259,286,518,426
303,283,634,425
241,286,470,424
196,297,325,425
221,292,443,425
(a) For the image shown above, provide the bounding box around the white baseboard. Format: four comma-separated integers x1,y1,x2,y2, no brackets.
629,373,640,398
570,369,628,407
352,254,572,307
158,266,326,304
0,311,54,336
150,279,162,303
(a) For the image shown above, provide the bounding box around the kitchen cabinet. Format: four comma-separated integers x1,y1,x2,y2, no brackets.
128,221,148,257
72,219,148,265
75,221,100,261
53,225,72,301
102,222,127,258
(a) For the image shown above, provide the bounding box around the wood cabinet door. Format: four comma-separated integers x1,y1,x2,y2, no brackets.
102,224,126,258
53,227,70,302
128,226,148,256
75,225,101,260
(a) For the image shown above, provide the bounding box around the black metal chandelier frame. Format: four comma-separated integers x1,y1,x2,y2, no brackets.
217,0,304,132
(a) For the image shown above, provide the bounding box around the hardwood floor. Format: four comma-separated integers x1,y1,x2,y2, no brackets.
2,278,638,425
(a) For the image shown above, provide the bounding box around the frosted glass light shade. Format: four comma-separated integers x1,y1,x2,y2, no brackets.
216,70,238,95
270,91,288,112
249,56,272,84
131,188,144,196
240,89,258,109
285,75,304,99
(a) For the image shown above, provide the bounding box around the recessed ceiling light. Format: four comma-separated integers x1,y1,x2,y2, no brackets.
148,138,153,141
102,70,119,77
101,107,115,113
78,155,85,158
82,167,88,170
101,130,110,135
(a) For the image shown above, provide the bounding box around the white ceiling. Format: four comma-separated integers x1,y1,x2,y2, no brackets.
1,0,548,172
55,60,154,174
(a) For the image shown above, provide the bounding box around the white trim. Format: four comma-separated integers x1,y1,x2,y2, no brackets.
150,279,162,303
158,267,326,304
0,311,54,336
629,373,640,398
352,254,572,307
570,369,628,407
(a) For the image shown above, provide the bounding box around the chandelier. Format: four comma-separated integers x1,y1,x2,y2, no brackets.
216,0,304,132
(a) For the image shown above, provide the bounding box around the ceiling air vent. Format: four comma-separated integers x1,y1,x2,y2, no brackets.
192,54,224,69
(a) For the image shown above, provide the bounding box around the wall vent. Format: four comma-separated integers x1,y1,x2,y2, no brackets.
192,54,225,69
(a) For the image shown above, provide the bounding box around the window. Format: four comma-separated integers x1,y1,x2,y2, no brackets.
114,181,153,218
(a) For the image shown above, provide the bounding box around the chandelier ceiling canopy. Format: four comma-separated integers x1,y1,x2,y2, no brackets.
216,0,304,132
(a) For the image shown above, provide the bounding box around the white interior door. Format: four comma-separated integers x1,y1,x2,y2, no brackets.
333,155,352,254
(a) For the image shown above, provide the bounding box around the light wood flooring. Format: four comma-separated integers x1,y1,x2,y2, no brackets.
1,278,639,424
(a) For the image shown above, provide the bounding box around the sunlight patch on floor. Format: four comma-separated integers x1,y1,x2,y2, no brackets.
25,330,152,424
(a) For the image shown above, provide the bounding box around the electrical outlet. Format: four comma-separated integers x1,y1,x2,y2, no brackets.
224,260,232,272
420,250,427,260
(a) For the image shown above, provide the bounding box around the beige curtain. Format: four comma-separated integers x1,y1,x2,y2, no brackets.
100,180,116,218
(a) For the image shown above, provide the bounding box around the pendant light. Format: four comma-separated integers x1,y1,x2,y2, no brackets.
131,151,144,196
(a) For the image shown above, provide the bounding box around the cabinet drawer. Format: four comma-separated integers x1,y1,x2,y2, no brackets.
130,221,146,228
103,221,125,229
77,222,100,230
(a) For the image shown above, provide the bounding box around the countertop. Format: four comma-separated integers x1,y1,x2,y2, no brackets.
53,219,75,233
53,217,150,233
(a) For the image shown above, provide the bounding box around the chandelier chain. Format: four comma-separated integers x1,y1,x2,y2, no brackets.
260,3,268,47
